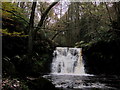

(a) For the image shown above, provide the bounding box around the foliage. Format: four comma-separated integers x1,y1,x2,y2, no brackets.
82,39,120,75
2,34,54,77
2,77,58,90
2,2,29,33
2,1,57,78
1,29,28,37
2,1,58,90
74,2,120,75
75,41,94,48
45,2,111,46
2,78,29,90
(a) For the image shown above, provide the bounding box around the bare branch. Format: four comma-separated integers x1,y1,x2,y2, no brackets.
34,0,60,34
52,30,67,40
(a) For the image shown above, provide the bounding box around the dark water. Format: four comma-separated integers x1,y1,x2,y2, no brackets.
43,74,120,90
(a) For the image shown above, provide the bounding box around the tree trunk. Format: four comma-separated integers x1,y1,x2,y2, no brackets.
28,2,37,56
28,1,59,57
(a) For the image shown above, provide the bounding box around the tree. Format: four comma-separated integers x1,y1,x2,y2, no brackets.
28,2,37,56
28,0,60,58
49,2,111,46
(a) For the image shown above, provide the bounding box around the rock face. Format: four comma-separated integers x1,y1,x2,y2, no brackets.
83,40,120,75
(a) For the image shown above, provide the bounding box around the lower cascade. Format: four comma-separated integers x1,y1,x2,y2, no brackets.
51,47,85,75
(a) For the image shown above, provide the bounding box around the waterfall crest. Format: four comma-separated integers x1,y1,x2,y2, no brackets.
51,47,85,75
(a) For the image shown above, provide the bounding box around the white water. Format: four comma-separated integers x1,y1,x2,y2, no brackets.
51,47,85,75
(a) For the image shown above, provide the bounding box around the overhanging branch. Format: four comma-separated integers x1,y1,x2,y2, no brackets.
34,0,60,34
1,8,29,24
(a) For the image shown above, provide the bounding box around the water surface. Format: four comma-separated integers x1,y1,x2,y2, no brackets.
43,74,120,90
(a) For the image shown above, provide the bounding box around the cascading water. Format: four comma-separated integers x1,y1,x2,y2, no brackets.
43,47,119,89
51,47,85,75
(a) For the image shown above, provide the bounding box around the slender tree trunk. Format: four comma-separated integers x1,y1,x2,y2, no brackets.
28,2,37,56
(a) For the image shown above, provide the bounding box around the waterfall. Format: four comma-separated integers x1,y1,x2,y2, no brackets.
51,47,85,75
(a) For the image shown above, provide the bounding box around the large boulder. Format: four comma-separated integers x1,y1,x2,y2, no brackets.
27,77,58,90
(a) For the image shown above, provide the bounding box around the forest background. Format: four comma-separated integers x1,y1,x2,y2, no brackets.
1,1,120,90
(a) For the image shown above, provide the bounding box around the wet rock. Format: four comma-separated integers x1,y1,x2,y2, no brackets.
83,82,89,86
67,85,73,89
27,77,58,90
2,57,16,77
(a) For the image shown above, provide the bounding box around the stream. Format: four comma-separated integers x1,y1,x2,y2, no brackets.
43,74,120,90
